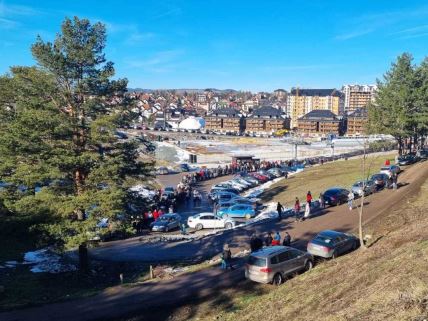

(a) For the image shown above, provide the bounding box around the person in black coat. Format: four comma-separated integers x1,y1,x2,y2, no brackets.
282,232,291,246
265,232,273,246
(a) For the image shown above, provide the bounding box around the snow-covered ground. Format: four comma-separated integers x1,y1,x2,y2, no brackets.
1,248,77,273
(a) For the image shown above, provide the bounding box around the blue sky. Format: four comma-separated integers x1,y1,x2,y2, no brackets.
1,0,428,91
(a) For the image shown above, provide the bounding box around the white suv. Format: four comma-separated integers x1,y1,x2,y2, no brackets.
187,212,235,230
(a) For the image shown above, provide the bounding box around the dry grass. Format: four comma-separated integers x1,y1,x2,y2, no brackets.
261,153,396,206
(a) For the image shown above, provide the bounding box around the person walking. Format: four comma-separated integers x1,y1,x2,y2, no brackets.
221,244,232,270
276,202,284,221
306,191,312,206
250,234,263,252
348,191,355,211
294,197,301,221
319,192,325,209
265,232,273,246
303,202,311,220
282,232,291,246
272,231,281,245
392,173,398,190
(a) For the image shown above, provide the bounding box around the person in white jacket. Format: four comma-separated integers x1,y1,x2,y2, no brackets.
304,202,311,220
348,191,355,211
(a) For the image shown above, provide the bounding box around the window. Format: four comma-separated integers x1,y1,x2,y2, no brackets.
288,249,302,259
270,256,279,264
248,256,266,267
277,251,291,263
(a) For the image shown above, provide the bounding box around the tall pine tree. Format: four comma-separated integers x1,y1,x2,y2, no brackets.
0,17,153,248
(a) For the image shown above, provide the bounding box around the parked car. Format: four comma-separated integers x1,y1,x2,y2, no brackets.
162,186,175,199
150,213,181,232
239,175,259,186
307,230,359,259
267,168,284,178
217,204,256,219
371,173,391,189
258,170,276,180
179,163,191,172
250,173,269,183
209,187,239,199
417,149,428,160
211,191,239,203
230,196,258,207
322,187,350,206
351,180,377,197
213,182,244,192
245,246,313,285
187,213,235,230
380,165,401,178
397,154,418,166
156,166,169,175
232,178,253,188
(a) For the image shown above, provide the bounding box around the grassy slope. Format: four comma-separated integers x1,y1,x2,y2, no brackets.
261,153,395,206
164,168,428,321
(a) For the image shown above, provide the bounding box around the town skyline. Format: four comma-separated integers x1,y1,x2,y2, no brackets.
2,0,428,91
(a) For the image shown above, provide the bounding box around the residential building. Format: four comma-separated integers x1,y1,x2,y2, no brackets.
297,109,345,136
342,84,377,113
346,108,368,136
205,108,245,134
273,89,287,101
197,93,209,111
288,88,344,128
245,106,291,135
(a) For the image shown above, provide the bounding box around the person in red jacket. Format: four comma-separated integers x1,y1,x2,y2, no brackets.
306,191,312,205
152,209,159,220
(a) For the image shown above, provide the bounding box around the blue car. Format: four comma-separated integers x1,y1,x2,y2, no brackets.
217,204,256,219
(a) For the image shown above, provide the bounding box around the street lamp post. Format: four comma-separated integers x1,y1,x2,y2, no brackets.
331,143,335,157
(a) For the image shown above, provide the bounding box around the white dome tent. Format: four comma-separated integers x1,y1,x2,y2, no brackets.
178,116,205,131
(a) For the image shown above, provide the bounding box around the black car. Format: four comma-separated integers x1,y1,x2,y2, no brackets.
323,188,350,206
371,173,391,189
150,213,181,232
397,154,418,166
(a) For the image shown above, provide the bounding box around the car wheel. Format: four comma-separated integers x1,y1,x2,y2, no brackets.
331,251,338,259
272,273,283,286
352,241,358,250
195,223,203,231
165,226,169,232
225,222,233,229
245,214,251,219
305,260,313,271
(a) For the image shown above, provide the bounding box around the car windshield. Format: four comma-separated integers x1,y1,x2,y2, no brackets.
248,256,266,267
380,167,390,171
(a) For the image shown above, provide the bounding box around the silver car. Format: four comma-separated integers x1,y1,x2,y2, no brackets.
245,246,314,285
351,179,377,197
307,230,359,259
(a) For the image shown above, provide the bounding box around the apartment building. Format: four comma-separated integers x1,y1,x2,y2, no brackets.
245,106,290,135
342,84,377,113
297,109,345,136
288,88,344,128
205,108,245,134
346,108,368,136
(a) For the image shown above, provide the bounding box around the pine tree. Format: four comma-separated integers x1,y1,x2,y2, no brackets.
368,53,415,154
0,17,153,248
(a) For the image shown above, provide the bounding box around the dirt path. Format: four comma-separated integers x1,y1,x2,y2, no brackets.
2,161,427,321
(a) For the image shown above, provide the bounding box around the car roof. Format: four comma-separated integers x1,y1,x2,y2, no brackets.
250,246,294,257
317,230,345,238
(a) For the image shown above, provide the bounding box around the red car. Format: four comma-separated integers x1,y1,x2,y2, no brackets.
249,173,269,183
